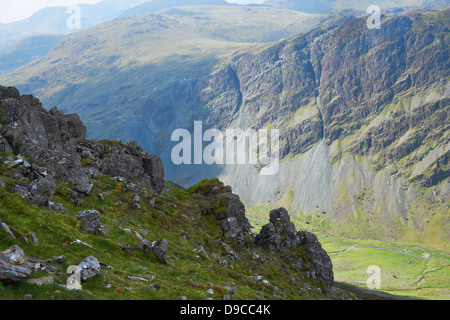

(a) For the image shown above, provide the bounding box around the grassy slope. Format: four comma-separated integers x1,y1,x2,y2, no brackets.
0,156,341,300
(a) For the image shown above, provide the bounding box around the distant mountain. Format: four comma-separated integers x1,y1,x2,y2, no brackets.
0,0,150,51
262,0,450,14
0,35,63,75
262,0,334,14
120,0,231,18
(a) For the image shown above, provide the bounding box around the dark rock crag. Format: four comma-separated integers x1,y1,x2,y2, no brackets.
191,180,334,286
255,208,334,285
0,86,165,207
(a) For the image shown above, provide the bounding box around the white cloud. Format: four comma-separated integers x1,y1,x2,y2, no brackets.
226,0,266,4
0,0,102,24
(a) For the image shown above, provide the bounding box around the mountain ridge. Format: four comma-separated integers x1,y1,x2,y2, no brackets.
1,8,448,249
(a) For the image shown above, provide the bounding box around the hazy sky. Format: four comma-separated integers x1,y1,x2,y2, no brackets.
0,0,266,24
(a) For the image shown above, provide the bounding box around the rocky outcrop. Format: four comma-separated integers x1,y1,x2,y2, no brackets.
0,86,165,207
190,179,253,245
302,231,334,286
255,208,302,252
255,207,334,285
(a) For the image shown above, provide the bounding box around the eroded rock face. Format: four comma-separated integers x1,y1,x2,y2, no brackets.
255,208,301,252
0,245,34,282
302,231,334,286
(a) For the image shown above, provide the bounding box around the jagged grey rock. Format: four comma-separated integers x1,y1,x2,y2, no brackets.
192,180,252,244
29,177,56,206
76,256,102,281
76,210,109,236
0,245,34,282
302,231,334,285
0,87,165,207
255,208,301,252
255,207,334,285
143,239,168,261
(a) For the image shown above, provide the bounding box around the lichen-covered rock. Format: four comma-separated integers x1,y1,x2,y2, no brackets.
76,256,102,281
76,210,109,236
29,176,56,206
143,239,168,261
0,245,34,282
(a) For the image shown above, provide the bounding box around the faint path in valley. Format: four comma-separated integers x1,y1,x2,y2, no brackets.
247,215,450,263
319,237,450,263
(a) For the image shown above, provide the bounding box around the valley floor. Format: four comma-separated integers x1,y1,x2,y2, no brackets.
247,214,450,300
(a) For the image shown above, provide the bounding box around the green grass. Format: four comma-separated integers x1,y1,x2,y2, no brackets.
245,205,450,300
0,169,344,300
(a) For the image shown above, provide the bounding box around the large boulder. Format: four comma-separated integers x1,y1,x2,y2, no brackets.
76,256,102,281
0,245,34,282
29,177,57,206
76,210,109,236
143,239,168,262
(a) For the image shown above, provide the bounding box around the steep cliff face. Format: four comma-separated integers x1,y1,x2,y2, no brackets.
187,9,449,245
119,10,448,247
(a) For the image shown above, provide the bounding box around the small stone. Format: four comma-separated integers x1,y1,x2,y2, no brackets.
127,276,148,282
29,232,39,244
48,201,66,213
1,222,16,239
206,288,214,295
